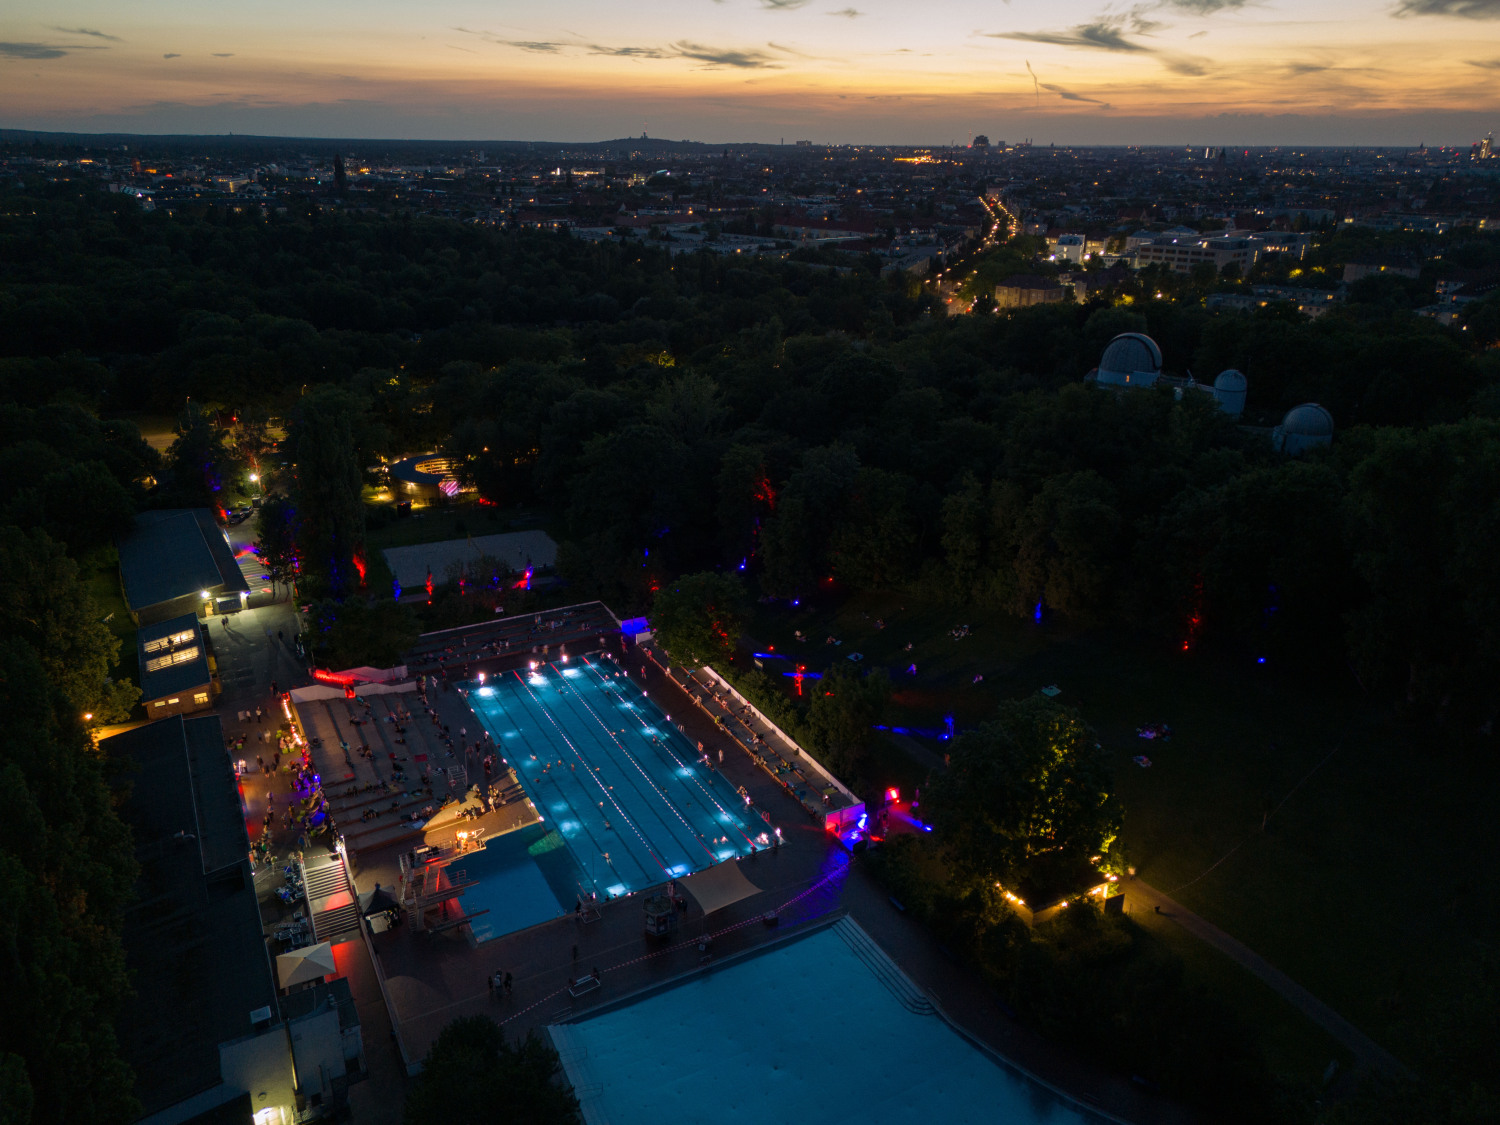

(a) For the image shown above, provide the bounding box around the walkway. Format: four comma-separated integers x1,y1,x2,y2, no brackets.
1122,880,1407,1078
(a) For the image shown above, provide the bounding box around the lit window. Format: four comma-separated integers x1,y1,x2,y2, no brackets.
153,701,165,707
145,646,200,673
193,692,209,704
167,698,179,705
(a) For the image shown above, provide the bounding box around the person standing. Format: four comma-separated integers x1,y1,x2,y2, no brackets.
503,972,513,997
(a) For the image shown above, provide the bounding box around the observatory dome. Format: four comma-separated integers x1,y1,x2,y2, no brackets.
1211,369,1248,416
1273,403,1334,455
1096,333,1163,386
1281,403,1334,437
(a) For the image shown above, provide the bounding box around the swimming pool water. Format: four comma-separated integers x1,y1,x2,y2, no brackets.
458,822,579,942
468,659,761,901
550,922,1100,1125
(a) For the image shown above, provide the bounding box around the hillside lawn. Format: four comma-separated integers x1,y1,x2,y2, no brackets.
744,590,1497,1093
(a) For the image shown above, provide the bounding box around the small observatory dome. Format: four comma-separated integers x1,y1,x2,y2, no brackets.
1212,369,1248,417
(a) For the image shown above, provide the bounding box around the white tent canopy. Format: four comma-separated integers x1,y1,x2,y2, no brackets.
276,941,336,989
679,859,762,916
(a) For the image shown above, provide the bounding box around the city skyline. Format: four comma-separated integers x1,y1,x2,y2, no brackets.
2,1,1499,146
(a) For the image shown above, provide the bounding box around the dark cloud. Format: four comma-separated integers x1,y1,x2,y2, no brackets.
587,44,670,57
1467,56,1500,65
759,0,813,8
1159,0,1247,11
0,41,70,59
48,26,122,41
162,52,181,59
993,22,1152,52
1395,0,1500,15
212,52,234,57
1041,81,1112,109
672,41,781,67
991,13,1207,76
829,6,863,15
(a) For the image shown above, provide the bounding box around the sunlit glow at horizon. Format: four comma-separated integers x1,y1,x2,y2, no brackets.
0,0,1494,142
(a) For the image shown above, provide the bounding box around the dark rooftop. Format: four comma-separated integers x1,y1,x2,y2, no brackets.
117,509,249,614
105,715,275,1117
137,613,212,703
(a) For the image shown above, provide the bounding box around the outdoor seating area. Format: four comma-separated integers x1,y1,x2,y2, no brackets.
293,678,505,857
638,642,859,825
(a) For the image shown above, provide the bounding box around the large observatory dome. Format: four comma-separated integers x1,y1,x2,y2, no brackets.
1096,333,1163,386
1281,403,1334,437
1273,403,1334,454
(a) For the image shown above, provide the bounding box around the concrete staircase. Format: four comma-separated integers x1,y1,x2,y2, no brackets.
832,917,935,1016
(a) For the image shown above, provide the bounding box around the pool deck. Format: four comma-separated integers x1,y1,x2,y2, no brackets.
346,637,1202,1125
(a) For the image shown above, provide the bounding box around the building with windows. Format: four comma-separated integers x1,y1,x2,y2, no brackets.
117,509,250,625
1135,233,1257,274
138,614,216,718
993,273,1066,308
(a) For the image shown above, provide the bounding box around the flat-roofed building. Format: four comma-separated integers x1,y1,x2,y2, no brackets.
105,715,366,1124
138,613,216,718
1136,234,1257,275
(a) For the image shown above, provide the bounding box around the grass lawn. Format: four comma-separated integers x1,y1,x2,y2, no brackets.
746,590,1497,1091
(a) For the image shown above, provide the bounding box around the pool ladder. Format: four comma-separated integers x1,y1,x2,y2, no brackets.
832,918,936,1016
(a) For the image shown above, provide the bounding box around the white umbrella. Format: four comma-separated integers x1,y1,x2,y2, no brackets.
276,941,337,989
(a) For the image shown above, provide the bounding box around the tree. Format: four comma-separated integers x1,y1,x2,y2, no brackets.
0,638,139,1125
0,527,139,723
160,408,241,512
650,571,748,666
1011,471,1122,621
804,662,890,781
306,598,419,670
404,1017,579,1125
288,387,368,596
254,496,299,596
926,697,1120,889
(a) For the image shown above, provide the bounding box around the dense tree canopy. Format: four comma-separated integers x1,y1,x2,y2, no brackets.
404,1017,579,1125
926,697,1121,891
649,571,748,666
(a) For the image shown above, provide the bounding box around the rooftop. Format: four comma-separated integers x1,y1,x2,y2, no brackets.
137,613,211,703
104,715,275,1117
117,509,249,613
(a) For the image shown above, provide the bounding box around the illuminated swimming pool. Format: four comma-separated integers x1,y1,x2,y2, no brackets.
459,822,581,943
549,920,1103,1125
468,658,762,901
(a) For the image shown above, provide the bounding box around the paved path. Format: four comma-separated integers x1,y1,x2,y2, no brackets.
1122,880,1408,1079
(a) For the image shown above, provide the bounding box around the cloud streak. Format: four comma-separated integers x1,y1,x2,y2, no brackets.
1041,81,1112,109
996,22,1152,52
673,41,781,67
48,26,122,41
0,39,109,59
1395,0,1500,15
